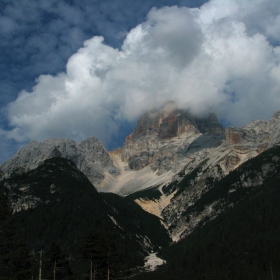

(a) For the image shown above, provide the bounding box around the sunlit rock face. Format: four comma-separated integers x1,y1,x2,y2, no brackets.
129,101,224,140
121,108,280,241
120,102,224,173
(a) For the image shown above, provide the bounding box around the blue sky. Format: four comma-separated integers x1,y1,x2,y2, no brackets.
1,0,280,163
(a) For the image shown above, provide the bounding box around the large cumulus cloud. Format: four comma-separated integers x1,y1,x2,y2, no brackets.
4,0,280,148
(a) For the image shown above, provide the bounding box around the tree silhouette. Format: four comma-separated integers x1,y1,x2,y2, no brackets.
82,223,127,280
44,242,73,280
0,187,31,280
82,230,104,280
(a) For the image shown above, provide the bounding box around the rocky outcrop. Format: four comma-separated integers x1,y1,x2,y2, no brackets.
268,110,280,147
128,109,280,241
0,137,119,186
161,145,280,241
120,102,224,173
129,102,224,140
225,120,269,147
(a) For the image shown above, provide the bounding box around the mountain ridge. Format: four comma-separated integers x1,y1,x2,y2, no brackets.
1,105,280,278
1,106,280,198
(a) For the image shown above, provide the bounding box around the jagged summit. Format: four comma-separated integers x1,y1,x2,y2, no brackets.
2,106,280,196
0,136,119,186
127,102,224,140
118,103,224,174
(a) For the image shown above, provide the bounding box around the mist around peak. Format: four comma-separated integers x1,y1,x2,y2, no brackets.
1,0,280,162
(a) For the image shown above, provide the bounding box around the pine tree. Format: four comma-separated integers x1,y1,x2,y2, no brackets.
82,224,126,280
44,242,73,280
82,230,104,280
0,187,31,280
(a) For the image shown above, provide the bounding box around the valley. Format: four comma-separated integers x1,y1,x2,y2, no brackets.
1,103,280,279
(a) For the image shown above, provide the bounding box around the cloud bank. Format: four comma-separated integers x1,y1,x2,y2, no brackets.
4,0,280,148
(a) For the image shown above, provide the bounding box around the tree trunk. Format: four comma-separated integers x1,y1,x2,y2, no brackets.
107,244,110,280
90,259,93,280
93,264,96,280
53,258,56,280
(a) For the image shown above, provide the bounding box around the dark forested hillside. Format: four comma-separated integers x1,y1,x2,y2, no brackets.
0,187,32,280
0,157,170,278
101,192,171,250
132,145,280,280
4,157,110,254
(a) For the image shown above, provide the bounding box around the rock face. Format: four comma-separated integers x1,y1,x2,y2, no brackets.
120,108,280,241
0,137,119,186
120,102,224,173
160,145,280,241
3,103,280,246
130,102,223,140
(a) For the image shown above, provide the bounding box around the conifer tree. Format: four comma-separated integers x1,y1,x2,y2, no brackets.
0,187,31,280
82,230,104,280
82,223,126,280
44,242,73,280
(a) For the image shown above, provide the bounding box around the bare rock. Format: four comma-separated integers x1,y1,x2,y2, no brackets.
120,102,224,173
0,137,119,186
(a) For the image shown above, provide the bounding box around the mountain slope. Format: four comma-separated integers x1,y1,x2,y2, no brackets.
127,109,280,240
2,106,280,198
131,145,280,280
0,157,170,277
0,137,119,187
2,157,110,253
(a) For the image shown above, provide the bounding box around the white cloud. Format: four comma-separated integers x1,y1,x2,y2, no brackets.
4,0,280,147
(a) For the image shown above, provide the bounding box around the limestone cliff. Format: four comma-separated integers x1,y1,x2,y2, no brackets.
122,108,280,241
119,102,224,173
0,137,119,186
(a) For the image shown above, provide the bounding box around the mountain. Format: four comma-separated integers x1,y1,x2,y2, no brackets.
120,101,224,172
0,157,170,277
0,137,119,186
1,105,280,241
123,107,280,241
1,104,280,278
102,102,226,194
131,145,280,279
2,104,279,198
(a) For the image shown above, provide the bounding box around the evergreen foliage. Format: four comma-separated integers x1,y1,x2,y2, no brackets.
81,223,133,280
0,187,31,280
43,242,73,280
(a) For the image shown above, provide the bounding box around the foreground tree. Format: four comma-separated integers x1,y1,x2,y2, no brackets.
0,187,31,279
44,242,73,280
82,230,104,280
82,223,127,280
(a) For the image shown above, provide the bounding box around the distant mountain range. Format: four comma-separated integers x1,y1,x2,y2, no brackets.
1,102,280,279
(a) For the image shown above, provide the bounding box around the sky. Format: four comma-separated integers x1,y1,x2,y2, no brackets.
1,0,280,163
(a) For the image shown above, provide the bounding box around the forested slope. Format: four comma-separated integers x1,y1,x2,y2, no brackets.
132,145,280,280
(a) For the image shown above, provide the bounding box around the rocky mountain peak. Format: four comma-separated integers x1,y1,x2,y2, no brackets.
0,137,119,186
127,102,224,142
119,103,224,173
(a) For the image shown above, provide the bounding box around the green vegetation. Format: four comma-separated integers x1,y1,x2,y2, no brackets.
0,187,31,280
82,224,131,280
